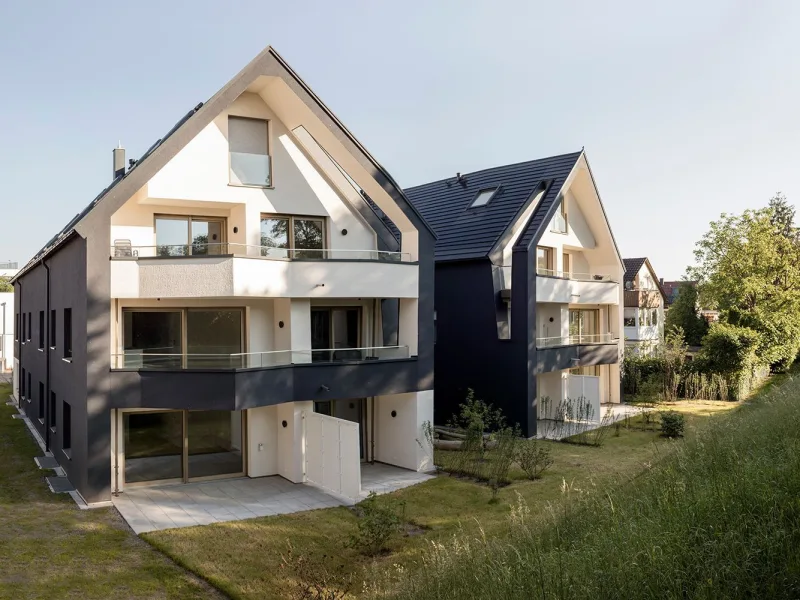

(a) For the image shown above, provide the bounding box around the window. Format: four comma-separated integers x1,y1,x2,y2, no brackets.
569,309,600,343
228,116,271,186
20,368,25,399
120,308,244,369
27,372,31,404
311,307,361,362
260,214,325,259
38,311,44,349
536,247,554,276
550,199,567,233
562,253,571,278
469,188,498,209
155,215,226,257
639,307,649,327
38,382,44,421
62,401,71,456
570,365,600,376
50,310,56,348
651,308,659,327
49,391,56,430
27,313,31,341
20,313,25,342
624,316,636,327
63,308,72,359
15,313,18,341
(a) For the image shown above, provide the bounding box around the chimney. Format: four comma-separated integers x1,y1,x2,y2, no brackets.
112,143,126,180
659,277,664,286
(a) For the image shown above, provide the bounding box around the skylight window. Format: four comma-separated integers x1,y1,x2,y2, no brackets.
470,188,498,209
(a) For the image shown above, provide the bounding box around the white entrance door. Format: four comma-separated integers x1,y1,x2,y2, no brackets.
567,375,601,423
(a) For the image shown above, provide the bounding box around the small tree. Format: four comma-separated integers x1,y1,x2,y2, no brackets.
665,283,708,346
0,277,12,293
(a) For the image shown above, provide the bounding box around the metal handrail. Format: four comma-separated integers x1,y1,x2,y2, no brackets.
536,333,616,348
111,345,410,370
109,242,412,262
536,268,616,282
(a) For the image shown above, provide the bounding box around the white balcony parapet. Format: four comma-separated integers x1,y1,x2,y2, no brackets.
536,333,616,348
111,345,410,370
110,242,412,262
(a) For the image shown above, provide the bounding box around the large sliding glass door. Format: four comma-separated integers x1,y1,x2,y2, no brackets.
124,411,184,484
569,309,600,343
123,410,245,486
311,307,361,362
155,215,227,257
121,308,244,368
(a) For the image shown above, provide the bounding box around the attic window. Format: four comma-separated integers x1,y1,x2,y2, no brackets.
469,188,498,209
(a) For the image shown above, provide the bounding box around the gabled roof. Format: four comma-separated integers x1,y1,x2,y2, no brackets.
404,152,582,261
622,258,647,284
13,46,434,282
623,257,668,301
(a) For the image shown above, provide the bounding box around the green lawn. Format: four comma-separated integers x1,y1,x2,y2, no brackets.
144,400,739,599
0,382,224,600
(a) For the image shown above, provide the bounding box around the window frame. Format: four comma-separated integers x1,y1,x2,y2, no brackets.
62,400,72,459
154,214,228,257
50,309,56,349
227,115,273,188
536,246,554,276
550,198,568,234
259,213,327,259
49,391,56,431
119,307,246,369
38,310,44,350
468,187,499,209
63,308,72,360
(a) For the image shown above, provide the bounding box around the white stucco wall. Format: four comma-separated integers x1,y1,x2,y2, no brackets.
111,258,419,300
374,391,434,472
275,401,313,482
113,92,375,258
247,405,278,477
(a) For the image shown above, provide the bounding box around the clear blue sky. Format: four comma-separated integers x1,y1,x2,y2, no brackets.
1,0,798,279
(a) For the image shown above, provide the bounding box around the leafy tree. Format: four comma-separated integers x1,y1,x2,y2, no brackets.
0,277,12,293
689,201,800,370
768,192,798,241
664,283,708,346
697,322,760,375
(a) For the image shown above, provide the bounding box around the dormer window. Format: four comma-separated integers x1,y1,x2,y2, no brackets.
469,188,498,209
229,116,271,187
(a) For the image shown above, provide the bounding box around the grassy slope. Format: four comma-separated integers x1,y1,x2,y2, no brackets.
0,383,224,600
383,375,800,600
145,401,736,599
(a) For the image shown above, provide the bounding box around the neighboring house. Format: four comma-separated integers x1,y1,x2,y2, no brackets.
623,258,666,354
405,151,624,438
0,262,17,372
10,46,436,505
660,279,691,308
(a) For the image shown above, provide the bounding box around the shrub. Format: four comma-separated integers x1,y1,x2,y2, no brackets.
514,440,553,480
348,492,405,556
280,543,352,600
660,411,685,438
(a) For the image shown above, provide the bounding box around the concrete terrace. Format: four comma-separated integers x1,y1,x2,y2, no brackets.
113,463,433,533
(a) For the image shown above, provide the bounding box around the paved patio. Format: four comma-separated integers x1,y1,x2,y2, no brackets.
113,463,433,534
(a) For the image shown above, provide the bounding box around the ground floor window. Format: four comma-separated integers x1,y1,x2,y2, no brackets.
570,365,600,376
122,410,245,485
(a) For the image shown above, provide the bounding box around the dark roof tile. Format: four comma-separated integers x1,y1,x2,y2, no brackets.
404,152,582,261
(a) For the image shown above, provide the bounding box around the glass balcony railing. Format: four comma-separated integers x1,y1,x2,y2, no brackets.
229,152,271,187
110,242,412,262
111,345,410,370
536,333,616,348
536,268,615,281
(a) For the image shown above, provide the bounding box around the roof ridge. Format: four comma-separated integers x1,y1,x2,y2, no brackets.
404,150,583,191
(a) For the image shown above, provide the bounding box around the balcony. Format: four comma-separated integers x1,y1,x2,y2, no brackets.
110,243,418,299
111,345,409,370
106,346,422,410
624,325,661,342
535,269,619,305
534,334,619,374
536,333,615,348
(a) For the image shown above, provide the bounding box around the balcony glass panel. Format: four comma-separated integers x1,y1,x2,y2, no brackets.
230,152,271,186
